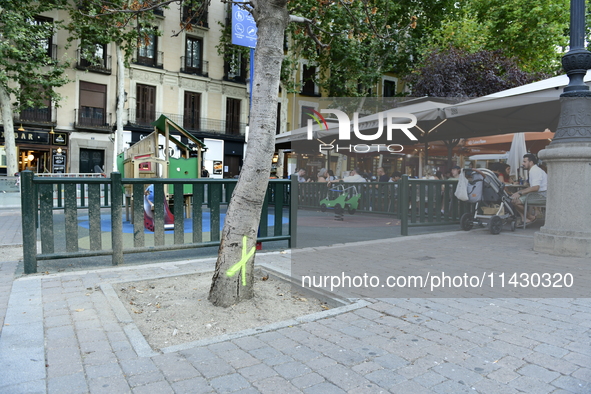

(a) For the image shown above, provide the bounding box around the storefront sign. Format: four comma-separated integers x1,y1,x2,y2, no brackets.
52,149,66,173
0,130,49,145
53,132,68,146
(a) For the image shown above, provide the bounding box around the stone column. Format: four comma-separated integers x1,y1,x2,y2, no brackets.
533,0,591,257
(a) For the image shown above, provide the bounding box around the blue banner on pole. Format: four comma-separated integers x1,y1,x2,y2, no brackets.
231,1,257,48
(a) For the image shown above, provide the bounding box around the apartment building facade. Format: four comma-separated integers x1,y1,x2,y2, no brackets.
1,2,248,178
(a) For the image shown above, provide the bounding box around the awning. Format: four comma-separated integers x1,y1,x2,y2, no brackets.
464,131,554,147
430,71,591,140
276,99,451,148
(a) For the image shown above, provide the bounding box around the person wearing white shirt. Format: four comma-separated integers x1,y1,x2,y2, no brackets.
342,169,366,183
510,154,547,226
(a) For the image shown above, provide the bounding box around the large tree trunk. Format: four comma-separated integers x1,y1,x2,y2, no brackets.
0,84,17,176
208,0,289,307
113,43,125,173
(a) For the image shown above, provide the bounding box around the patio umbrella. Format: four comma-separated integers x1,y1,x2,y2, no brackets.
507,132,527,178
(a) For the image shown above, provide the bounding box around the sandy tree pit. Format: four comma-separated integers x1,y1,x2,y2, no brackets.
115,272,330,350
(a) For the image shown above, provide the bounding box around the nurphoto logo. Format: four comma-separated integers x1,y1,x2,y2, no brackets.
306,110,418,154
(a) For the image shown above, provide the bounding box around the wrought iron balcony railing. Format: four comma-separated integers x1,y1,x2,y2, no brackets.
74,108,112,131
126,109,246,136
75,49,112,74
180,57,209,77
14,107,57,125
132,51,163,69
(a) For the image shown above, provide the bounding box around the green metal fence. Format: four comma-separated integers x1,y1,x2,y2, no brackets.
20,171,297,274
298,181,400,214
296,176,467,235
398,175,469,235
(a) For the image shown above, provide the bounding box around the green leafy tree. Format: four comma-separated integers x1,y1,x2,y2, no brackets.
0,1,70,176
286,0,457,96
426,0,570,74
405,47,545,98
68,1,161,171
65,0,459,307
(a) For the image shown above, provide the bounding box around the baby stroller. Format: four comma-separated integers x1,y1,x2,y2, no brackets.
460,168,518,234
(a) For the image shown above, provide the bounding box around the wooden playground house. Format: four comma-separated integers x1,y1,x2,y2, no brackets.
118,114,206,221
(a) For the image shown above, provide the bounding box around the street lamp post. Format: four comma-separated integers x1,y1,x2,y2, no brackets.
534,0,591,256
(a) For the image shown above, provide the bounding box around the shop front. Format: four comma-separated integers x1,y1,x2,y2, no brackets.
0,127,69,175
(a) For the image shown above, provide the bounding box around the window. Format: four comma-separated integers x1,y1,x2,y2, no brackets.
225,98,241,135
78,82,107,127
183,3,208,28
183,36,203,74
78,43,109,72
224,52,247,83
136,29,161,68
20,85,52,123
136,84,156,126
300,106,316,128
301,64,319,96
183,91,201,131
383,79,396,97
31,16,55,60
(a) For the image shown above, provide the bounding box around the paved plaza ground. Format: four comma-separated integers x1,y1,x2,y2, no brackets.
0,192,589,393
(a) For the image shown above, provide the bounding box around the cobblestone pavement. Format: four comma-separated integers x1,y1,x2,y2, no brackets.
0,229,589,394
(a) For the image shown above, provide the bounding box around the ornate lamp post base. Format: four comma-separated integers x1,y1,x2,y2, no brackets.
533,0,591,257
534,141,591,257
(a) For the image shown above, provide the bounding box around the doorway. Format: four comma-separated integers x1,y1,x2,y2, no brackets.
223,155,241,178
79,148,105,173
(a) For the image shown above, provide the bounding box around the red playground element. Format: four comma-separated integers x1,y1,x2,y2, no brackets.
143,195,175,232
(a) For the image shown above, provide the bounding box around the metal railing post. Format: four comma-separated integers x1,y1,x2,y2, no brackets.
400,175,409,236
289,176,298,248
21,171,38,274
111,173,123,265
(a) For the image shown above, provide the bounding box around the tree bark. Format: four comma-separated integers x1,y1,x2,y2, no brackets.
113,43,125,173
0,84,17,176
208,0,289,307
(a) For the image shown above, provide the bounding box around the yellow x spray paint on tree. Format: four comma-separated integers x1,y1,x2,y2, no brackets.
226,236,256,286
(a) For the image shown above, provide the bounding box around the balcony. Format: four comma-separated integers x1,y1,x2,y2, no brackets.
180,58,208,77
132,51,163,69
75,49,112,74
127,109,246,136
182,6,208,28
74,108,112,132
15,107,57,126
223,73,246,84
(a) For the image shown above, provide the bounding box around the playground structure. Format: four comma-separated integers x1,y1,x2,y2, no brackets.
117,114,206,227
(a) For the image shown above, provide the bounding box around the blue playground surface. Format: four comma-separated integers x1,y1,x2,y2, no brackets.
78,212,289,234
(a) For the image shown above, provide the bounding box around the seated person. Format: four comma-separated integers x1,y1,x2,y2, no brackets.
510,154,547,225
342,168,366,182
389,171,402,182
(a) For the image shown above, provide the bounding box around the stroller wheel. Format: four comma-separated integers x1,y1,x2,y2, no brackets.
510,220,516,232
490,215,503,235
460,213,473,231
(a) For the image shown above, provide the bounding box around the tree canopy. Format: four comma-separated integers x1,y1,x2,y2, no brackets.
0,1,70,111
425,0,570,75
0,0,70,176
284,0,457,96
405,47,544,98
